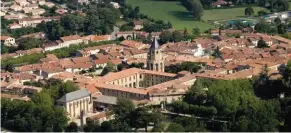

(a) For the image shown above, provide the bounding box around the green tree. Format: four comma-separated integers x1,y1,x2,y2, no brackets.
192,27,200,37
281,61,291,92
172,31,184,42
257,39,269,48
245,7,254,16
113,98,135,121
61,14,85,34
189,0,204,19
1,44,9,54
31,92,53,106
254,19,271,33
257,10,268,16
18,38,44,50
184,79,207,105
151,123,166,132
166,123,185,132
159,31,172,44
278,23,287,34
129,107,152,131
274,17,281,26
276,0,289,11
212,46,221,58
101,61,115,76
58,81,79,98
65,122,78,132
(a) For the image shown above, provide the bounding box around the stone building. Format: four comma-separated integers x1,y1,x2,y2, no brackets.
147,37,165,72
57,89,93,125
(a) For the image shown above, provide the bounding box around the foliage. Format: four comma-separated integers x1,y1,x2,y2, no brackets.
143,20,172,32
172,31,184,42
101,61,116,76
9,27,41,38
120,21,134,31
43,80,79,101
40,5,57,17
37,7,120,40
277,23,287,34
120,5,141,20
65,122,78,132
1,16,15,29
192,27,200,37
18,38,44,50
1,45,9,54
1,98,68,132
254,19,271,33
245,7,254,16
212,46,222,58
165,61,201,73
257,10,268,16
274,17,281,26
170,78,282,132
173,117,207,132
159,31,173,44
257,39,269,48
181,0,204,19
31,92,53,106
280,61,291,93
184,79,207,105
166,123,185,132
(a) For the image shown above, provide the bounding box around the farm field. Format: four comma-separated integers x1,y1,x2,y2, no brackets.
127,0,266,31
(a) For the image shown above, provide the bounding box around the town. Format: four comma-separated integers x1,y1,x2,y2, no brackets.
1,0,291,132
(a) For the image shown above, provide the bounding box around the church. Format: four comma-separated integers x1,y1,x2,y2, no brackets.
55,38,197,125
89,38,197,105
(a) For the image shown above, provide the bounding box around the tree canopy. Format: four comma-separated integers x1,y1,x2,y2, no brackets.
245,7,254,16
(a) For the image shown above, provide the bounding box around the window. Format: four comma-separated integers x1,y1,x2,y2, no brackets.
140,75,142,79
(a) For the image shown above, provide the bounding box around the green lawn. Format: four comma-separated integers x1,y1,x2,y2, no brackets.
202,6,266,21
127,0,214,31
127,0,268,31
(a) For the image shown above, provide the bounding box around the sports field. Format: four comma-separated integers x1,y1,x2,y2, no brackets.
127,0,265,31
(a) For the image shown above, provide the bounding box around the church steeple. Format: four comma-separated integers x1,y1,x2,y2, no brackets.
147,37,164,72
149,37,160,50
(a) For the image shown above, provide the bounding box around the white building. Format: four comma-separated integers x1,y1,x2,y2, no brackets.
56,89,93,125
193,44,205,57
0,36,16,46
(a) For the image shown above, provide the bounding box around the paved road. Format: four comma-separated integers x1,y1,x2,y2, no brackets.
110,26,120,40
161,110,228,123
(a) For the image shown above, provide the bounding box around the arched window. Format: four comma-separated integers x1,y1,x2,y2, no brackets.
151,63,153,70
155,63,159,71
133,82,136,88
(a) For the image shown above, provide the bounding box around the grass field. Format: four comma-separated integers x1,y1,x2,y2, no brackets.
127,0,267,31
127,0,214,31
202,6,266,21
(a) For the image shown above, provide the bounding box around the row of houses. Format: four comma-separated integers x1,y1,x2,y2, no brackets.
9,16,61,29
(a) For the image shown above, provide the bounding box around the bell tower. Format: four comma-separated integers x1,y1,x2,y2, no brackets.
147,37,164,72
